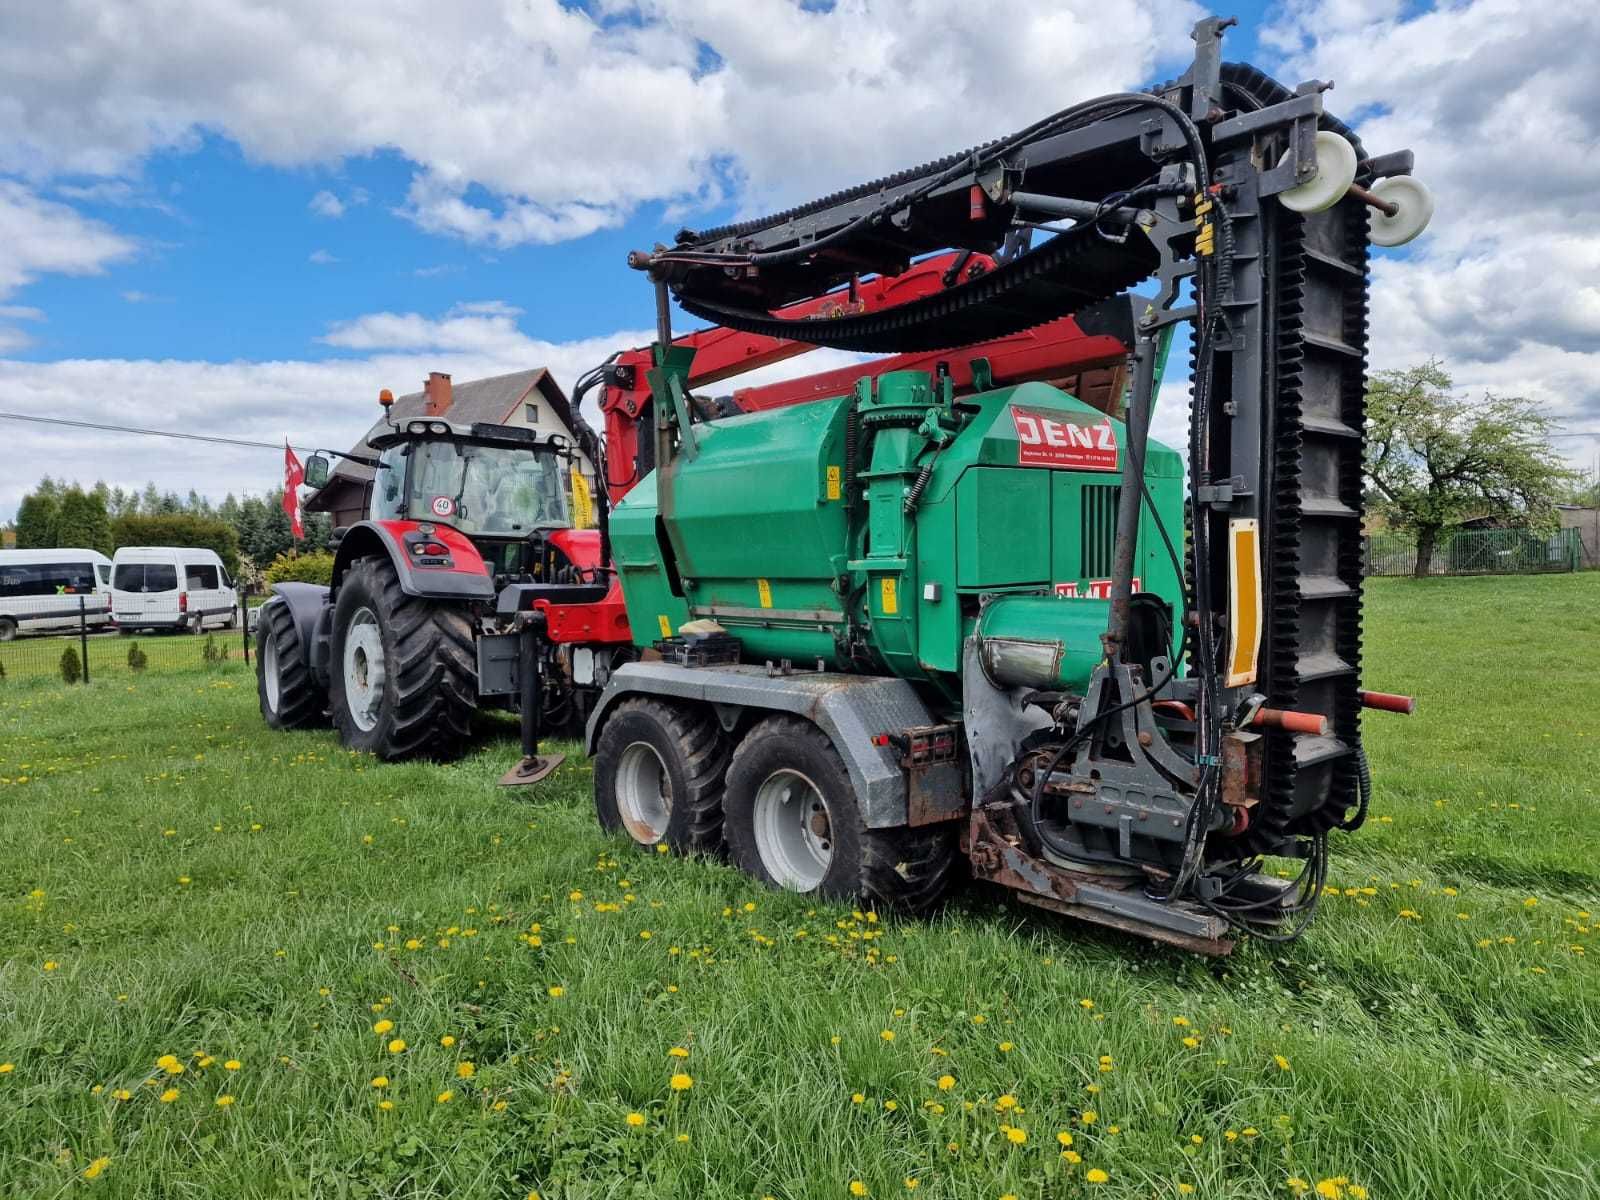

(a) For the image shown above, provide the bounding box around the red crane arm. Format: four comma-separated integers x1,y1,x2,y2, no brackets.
597,251,1133,504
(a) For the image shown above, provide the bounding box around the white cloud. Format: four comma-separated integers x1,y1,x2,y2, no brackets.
0,180,136,298
0,0,1203,248
308,190,345,219
0,319,653,519
308,249,339,265
1265,0,1600,468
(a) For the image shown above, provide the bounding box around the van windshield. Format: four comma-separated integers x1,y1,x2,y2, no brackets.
114,563,179,592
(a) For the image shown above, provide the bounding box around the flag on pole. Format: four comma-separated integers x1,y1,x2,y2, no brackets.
283,442,305,539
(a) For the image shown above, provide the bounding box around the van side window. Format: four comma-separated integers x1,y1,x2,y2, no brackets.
2,563,95,595
188,565,220,590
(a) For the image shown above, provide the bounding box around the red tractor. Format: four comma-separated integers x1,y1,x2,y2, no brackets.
255,407,623,767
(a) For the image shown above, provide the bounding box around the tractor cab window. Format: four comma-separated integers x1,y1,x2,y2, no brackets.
371,445,407,520
401,440,569,535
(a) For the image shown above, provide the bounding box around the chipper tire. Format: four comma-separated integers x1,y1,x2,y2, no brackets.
723,717,958,913
256,595,326,730
594,699,728,855
328,556,476,760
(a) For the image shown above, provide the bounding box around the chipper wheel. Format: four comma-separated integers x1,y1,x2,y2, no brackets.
593,699,728,855
328,556,476,760
723,717,958,913
256,595,326,730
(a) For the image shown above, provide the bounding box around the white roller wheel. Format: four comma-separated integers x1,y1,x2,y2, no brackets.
1367,175,1434,247
1277,131,1359,214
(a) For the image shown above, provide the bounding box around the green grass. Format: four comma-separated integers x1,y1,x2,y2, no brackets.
1,573,1597,1199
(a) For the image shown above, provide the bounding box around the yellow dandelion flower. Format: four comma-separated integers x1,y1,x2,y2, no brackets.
436,1090,454,1104
937,1074,955,1091
879,1029,895,1042
215,1095,235,1108
371,1076,389,1088
668,1047,690,1058
547,986,565,998
998,1041,1015,1052
378,1099,395,1111
670,1072,693,1091
971,1013,987,1024
903,1178,919,1190
1086,1168,1110,1184
675,1133,689,1143
388,1039,407,1054
1173,1016,1190,1027
1288,1178,1310,1196
1057,1131,1075,1147
373,1019,394,1035
1179,1185,1196,1195
83,1156,111,1180
1189,1134,1204,1146
852,1092,866,1105
626,1111,646,1127
0,1063,12,1075
1062,1150,1083,1164
1079,999,1095,1009
404,939,423,951
1005,1125,1027,1145
1081,1109,1098,1124
159,1087,180,1103
457,1061,476,1079
995,1093,1018,1111
112,1089,131,1101
224,1060,241,1071
1182,1036,1200,1048
1274,1054,1291,1071
850,1182,869,1197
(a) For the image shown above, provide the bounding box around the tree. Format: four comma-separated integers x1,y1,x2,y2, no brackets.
1366,363,1575,576
50,487,113,555
111,513,241,575
14,490,59,549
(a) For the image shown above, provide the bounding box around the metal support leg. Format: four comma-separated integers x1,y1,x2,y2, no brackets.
1105,331,1159,655
498,612,565,787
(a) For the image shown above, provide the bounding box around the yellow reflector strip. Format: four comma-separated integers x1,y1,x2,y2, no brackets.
757,578,773,609
880,576,899,615
657,614,673,639
825,465,842,501
1227,519,1262,688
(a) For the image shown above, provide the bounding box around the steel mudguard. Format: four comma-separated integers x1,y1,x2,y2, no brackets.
331,520,494,602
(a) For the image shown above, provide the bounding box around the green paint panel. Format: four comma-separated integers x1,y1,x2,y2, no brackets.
956,467,1050,588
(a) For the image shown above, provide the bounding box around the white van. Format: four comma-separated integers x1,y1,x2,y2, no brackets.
0,548,113,641
111,546,238,634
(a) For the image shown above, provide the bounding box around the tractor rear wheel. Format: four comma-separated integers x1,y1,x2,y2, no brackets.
723,717,958,913
256,596,326,730
594,699,727,854
329,556,476,760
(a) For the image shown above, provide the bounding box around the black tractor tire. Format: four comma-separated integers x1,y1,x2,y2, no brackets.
723,716,958,913
328,556,477,760
594,699,728,854
256,596,326,730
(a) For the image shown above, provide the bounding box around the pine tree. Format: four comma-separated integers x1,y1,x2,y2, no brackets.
15,490,59,548
51,487,113,555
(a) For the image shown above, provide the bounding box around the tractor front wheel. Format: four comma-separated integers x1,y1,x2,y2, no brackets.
329,556,476,759
256,596,326,730
594,699,727,855
723,717,958,913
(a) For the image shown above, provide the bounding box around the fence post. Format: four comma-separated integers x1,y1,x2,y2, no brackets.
79,594,90,684
241,591,251,664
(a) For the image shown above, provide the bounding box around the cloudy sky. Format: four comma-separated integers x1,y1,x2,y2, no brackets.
2,0,1597,519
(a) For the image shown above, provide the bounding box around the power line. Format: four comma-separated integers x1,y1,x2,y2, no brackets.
0,410,316,455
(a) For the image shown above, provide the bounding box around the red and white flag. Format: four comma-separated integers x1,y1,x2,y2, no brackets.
283,442,305,539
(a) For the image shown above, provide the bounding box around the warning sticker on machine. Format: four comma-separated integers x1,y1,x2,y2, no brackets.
1011,406,1119,472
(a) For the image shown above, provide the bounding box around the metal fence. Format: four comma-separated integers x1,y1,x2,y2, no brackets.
1364,527,1584,578
0,593,264,687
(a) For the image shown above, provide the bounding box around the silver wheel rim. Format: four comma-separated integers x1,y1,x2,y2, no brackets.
263,628,281,710
616,741,671,844
753,768,832,891
342,606,385,732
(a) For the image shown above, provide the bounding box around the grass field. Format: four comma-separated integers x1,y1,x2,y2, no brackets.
2,574,1596,1199
0,625,251,684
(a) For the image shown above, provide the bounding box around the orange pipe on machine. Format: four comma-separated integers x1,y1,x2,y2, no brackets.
1359,690,1416,715
1249,707,1330,736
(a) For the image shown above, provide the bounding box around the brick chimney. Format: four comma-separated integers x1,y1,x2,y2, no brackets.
423,371,453,416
